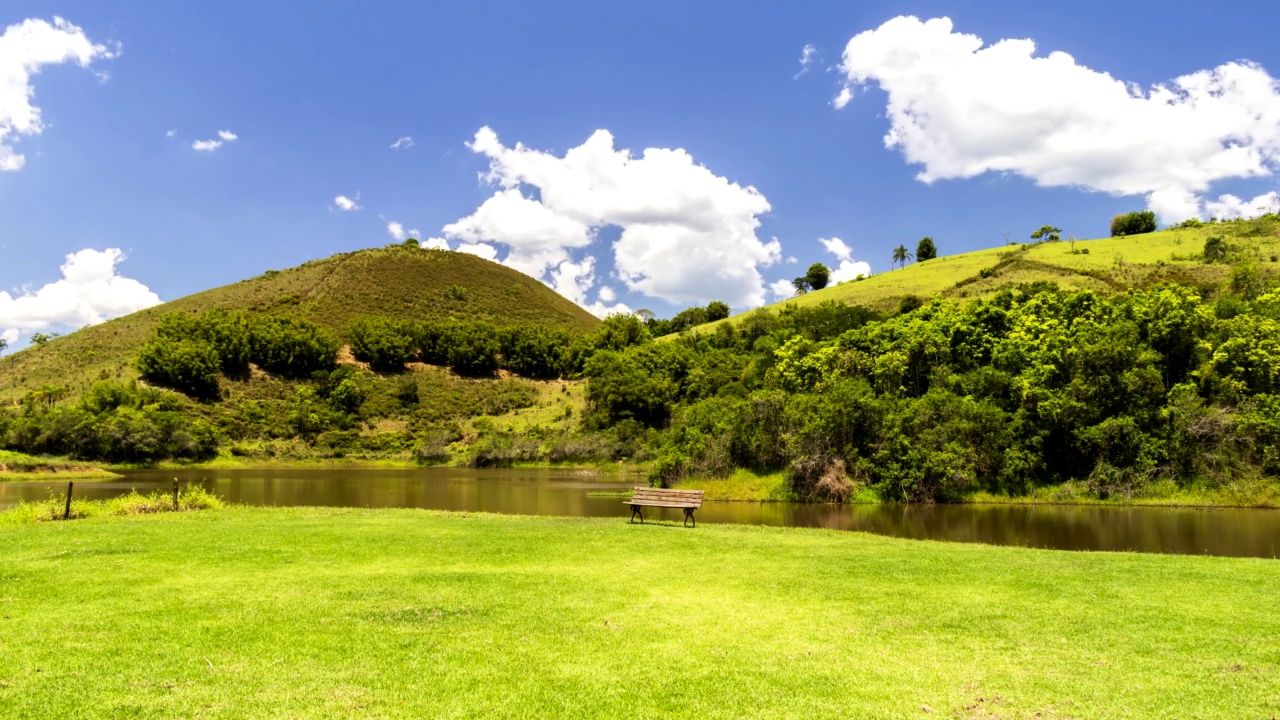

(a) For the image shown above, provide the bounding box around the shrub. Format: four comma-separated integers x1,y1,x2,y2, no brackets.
249,317,339,376
1110,211,1157,237
136,337,220,399
445,322,500,376
499,326,570,378
898,295,924,314
916,237,937,261
349,317,416,370
1203,235,1228,262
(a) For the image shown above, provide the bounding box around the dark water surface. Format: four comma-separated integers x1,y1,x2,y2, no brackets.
3,467,1277,558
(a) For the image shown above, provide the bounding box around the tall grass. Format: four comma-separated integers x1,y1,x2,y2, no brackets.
0,486,224,525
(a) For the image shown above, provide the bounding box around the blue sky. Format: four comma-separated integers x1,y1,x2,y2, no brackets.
1,0,1279,347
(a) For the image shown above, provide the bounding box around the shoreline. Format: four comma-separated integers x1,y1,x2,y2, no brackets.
86,460,1280,510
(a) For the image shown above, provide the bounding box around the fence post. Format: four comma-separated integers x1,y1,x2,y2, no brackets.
63,482,73,520
173,479,180,511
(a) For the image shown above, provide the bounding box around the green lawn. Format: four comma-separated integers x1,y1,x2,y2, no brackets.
2,508,1277,718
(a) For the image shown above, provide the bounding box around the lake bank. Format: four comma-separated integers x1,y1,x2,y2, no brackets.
673,468,1280,509
0,450,119,482
77,456,1280,509
1,506,1274,718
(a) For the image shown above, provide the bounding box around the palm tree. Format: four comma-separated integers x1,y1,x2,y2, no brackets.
891,244,913,270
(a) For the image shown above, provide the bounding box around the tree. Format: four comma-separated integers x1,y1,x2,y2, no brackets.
1203,235,1228,262
916,237,937,262
804,263,831,291
1110,211,1157,237
705,301,731,322
891,244,913,270
29,333,58,347
1030,225,1062,243
792,278,811,295
0,337,6,356
136,336,221,398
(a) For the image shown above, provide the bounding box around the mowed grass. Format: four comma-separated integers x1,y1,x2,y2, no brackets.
1,508,1277,718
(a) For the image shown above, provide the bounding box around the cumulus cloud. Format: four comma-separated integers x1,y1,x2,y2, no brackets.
837,16,1280,222
390,136,414,150
1206,191,1280,219
796,44,818,78
0,17,115,171
832,87,853,110
386,221,408,240
770,278,797,301
420,237,449,250
819,236,873,282
0,248,160,346
333,194,361,212
192,129,237,152
456,243,498,261
426,126,779,310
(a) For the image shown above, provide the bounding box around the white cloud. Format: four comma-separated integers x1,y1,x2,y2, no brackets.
456,243,498,261
421,237,450,250
390,136,414,150
442,187,593,278
165,128,176,138
598,286,617,302
387,221,406,240
427,126,779,309
838,16,1280,222
832,87,853,110
333,194,361,212
1206,191,1280,219
820,236,853,262
0,17,115,171
0,248,160,346
796,44,818,78
192,129,237,152
770,278,797,300
818,236,873,283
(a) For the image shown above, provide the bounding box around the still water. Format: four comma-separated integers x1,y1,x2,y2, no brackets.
3,467,1277,558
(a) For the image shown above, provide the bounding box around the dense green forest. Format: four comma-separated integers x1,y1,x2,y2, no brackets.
4,217,1280,503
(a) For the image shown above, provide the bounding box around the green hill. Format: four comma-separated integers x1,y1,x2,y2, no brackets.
0,245,598,403
702,216,1280,330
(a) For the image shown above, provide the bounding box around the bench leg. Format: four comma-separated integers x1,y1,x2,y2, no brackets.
630,505,643,524
684,508,695,528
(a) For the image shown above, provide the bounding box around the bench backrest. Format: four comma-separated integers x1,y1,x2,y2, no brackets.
630,486,704,507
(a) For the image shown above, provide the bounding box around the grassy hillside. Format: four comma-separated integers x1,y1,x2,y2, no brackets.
700,216,1280,330
0,245,598,403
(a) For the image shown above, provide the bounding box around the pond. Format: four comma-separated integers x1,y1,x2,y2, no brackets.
2,467,1277,559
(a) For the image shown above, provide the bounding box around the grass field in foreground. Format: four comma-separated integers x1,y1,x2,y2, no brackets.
1,509,1276,718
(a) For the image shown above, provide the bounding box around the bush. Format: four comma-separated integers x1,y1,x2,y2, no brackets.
1110,211,1157,237
349,317,416,370
916,237,937,261
250,317,339,376
898,295,924,314
136,337,221,399
499,325,570,378
445,322,500,375
1203,235,1228,262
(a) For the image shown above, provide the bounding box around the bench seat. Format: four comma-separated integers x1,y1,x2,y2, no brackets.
625,487,704,526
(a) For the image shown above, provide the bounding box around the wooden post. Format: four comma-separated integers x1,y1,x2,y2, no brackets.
172,479,180,511
63,482,73,520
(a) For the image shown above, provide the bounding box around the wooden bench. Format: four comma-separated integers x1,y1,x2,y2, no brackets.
626,487,705,527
